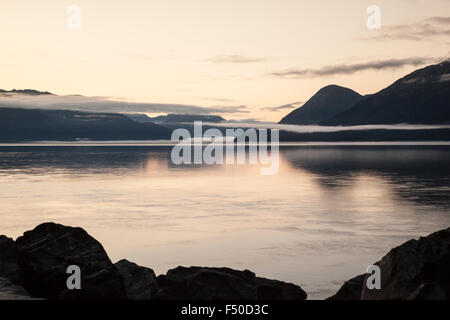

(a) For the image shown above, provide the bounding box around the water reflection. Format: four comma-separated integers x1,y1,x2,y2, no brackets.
0,145,449,299
0,146,172,175
1,145,449,209
281,146,450,209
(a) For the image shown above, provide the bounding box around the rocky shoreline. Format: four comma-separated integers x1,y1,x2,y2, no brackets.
1,223,449,300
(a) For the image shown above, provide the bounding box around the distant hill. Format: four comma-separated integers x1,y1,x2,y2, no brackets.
279,128,450,142
0,108,171,142
0,89,52,95
127,113,226,124
126,114,155,123
324,61,450,125
279,85,363,124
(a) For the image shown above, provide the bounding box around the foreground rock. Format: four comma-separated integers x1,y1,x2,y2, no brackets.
0,222,306,300
330,227,450,300
0,278,32,300
115,259,158,300
0,236,20,284
255,276,307,300
15,223,126,299
5,222,448,300
327,274,365,300
155,266,307,300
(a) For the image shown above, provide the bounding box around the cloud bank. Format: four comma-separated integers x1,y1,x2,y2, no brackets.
203,122,450,133
366,16,450,41
261,101,303,112
0,92,249,115
269,57,435,78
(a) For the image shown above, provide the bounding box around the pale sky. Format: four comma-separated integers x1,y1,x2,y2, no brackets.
0,0,449,121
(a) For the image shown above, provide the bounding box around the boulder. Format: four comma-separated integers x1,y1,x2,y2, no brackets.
255,277,307,300
115,259,158,300
327,274,365,300
0,277,32,300
154,266,306,300
329,227,450,300
14,222,126,299
0,236,20,284
2,223,309,300
155,266,256,300
361,227,450,300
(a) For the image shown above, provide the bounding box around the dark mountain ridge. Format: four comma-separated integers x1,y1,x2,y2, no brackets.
0,108,171,142
323,61,450,125
279,85,364,124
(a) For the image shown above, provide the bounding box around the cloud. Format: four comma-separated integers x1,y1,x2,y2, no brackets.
365,16,450,41
223,118,264,123
427,17,450,24
439,73,450,82
269,57,434,78
201,97,238,103
0,92,249,115
261,101,303,112
207,104,249,114
208,55,266,64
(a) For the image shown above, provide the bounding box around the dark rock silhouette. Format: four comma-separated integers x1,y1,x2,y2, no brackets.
327,274,365,300
255,276,307,300
279,85,363,125
14,223,127,299
115,259,158,300
0,236,20,284
330,227,450,300
155,266,257,300
0,236,30,299
361,227,450,300
154,266,307,300
2,223,448,300
0,278,32,300
0,223,306,300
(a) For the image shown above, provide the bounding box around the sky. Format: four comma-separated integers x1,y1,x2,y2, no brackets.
0,0,449,121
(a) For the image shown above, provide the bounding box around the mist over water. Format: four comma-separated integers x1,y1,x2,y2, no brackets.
0,144,449,299
205,122,450,133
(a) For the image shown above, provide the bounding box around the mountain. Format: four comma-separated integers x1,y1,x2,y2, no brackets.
324,61,450,125
279,85,363,124
128,113,226,124
0,108,171,142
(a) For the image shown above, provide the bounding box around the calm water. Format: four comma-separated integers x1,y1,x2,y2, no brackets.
1,144,450,299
